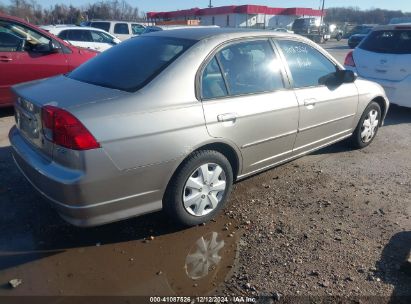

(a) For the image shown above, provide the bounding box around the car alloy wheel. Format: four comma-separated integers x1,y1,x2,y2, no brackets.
183,163,227,217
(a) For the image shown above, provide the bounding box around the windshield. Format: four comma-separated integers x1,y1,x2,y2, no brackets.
360,30,411,54
68,36,196,92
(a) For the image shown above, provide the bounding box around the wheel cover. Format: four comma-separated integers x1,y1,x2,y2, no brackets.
361,109,379,143
183,163,227,217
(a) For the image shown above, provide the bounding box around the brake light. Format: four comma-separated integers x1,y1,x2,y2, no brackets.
41,105,100,150
344,51,356,67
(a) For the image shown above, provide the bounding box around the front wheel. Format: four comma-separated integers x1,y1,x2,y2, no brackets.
350,101,381,149
336,33,342,41
164,150,233,226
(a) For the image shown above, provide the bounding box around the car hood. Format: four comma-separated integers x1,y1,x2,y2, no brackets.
12,75,130,110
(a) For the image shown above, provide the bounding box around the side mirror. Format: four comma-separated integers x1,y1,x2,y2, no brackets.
32,41,61,54
319,70,357,87
336,69,357,83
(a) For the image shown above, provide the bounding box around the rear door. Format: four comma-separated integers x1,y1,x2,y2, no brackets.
66,29,96,50
354,28,411,81
276,39,358,155
200,39,299,176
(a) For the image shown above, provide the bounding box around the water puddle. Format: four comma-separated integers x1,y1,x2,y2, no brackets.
0,213,240,296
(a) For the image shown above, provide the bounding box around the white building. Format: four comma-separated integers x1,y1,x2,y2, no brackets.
147,5,324,29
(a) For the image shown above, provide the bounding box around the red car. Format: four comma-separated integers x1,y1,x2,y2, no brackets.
0,13,98,107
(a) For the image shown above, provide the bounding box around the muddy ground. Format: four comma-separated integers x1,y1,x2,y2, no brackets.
0,41,410,303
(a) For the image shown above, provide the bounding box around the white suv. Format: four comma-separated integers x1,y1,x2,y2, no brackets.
42,26,121,52
344,24,411,107
87,21,146,41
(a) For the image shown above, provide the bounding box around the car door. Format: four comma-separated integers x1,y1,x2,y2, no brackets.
113,23,130,41
0,19,69,106
67,29,95,50
276,39,359,155
0,29,24,105
200,39,299,177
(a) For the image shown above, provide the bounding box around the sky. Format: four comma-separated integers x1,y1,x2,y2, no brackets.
3,0,411,13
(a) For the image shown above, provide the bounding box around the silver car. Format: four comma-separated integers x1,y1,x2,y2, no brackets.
9,28,389,227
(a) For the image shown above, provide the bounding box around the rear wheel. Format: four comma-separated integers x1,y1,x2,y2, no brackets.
350,101,381,149
336,33,342,41
164,150,233,226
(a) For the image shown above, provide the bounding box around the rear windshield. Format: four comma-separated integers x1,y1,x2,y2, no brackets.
360,30,411,54
90,22,110,32
68,36,196,92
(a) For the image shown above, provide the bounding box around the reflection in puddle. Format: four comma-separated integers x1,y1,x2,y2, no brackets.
0,215,240,296
185,232,225,280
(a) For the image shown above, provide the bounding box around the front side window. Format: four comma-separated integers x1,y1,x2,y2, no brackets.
201,57,228,99
91,31,114,44
0,20,50,52
216,40,284,95
131,24,145,35
277,40,337,88
114,23,129,35
69,36,196,92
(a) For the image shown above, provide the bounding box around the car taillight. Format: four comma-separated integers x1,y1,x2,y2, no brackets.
344,51,356,67
41,105,100,150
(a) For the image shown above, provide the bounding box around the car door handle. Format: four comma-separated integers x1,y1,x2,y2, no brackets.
304,98,317,107
0,56,12,62
217,113,237,122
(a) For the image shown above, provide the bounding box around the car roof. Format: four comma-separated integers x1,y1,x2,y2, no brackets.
144,27,290,41
374,23,411,30
43,25,106,31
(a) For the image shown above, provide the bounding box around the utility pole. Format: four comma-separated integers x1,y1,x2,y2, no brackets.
208,0,213,8
319,0,325,42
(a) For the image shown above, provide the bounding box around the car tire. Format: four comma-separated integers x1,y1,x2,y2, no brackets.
164,150,233,226
350,101,382,149
336,34,342,41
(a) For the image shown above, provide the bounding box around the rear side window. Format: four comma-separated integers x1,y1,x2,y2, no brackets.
216,40,284,95
277,40,337,88
90,22,110,32
114,23,129,34
360,30,411,54
68,36,196,92
201,57,228,99
67,30,92,42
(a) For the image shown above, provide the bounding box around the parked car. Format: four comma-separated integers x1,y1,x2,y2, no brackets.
327,24,343,41
291,18,330,42
0,13,98,108
9,28,389,227
345,24,411,107
348,27,373,48
84,20,146,41
41,25,121,52
344,24,377,39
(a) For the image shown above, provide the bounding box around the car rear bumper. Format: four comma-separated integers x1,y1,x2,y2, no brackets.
9,126,175,227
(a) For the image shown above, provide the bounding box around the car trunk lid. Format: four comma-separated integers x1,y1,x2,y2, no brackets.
12,75,129,155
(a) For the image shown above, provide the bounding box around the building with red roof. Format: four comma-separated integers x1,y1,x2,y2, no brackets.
147,5,324,29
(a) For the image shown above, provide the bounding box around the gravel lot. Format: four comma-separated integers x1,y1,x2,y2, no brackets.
0,40,410,302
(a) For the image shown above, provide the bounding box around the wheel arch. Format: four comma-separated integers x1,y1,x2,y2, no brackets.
372,96,388,126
